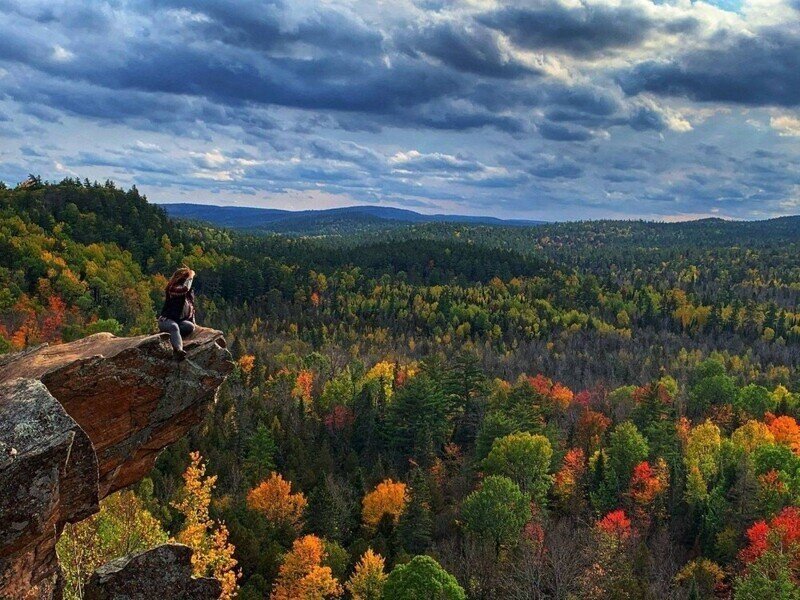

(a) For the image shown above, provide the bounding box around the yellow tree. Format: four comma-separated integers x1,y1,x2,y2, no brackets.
272,535,343,600
684,421,722,504
173,452,240,600
238,354,256,384
57,489,167,600
362,479,408,530
731,420,775,453
247,472,308,531
347,549,387,600
365,361,395,400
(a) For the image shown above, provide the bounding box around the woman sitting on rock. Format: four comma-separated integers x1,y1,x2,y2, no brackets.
158,266,196,360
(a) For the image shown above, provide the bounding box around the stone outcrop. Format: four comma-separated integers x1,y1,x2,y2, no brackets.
0,327,232,497
0,378,98,600
0,328,232,600
84,544,221,600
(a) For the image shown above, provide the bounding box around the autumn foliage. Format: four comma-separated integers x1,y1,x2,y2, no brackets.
238,354,255,375
596,510,633,541
627,459,669,521
173,452,239,600
575,408,611,454
553,447,586,508
325,405,354,432
9,181,800,599
527,374,574,410
346,549,387,600
767,414,800,454
365,361,396,400
57,490,167,599
247,472,308,531
739,507,800,569
271,535,343,600
294,369,314,404
362,479,408,529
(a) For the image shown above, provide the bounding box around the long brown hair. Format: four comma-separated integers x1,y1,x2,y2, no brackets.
166,266,193,294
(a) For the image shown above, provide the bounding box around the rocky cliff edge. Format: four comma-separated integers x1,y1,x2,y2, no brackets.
0,328,233,599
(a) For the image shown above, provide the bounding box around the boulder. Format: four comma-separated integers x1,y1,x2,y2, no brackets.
84,544,221,600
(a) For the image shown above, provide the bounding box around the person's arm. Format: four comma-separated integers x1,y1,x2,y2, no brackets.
168,283,189,296
168,271,196,296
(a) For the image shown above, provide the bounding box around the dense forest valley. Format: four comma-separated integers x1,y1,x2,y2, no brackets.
4,177,800,599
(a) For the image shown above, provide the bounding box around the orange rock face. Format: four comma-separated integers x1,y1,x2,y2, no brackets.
0,328,232,599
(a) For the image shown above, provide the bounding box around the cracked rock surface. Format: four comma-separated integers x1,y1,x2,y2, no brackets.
84,544,221,600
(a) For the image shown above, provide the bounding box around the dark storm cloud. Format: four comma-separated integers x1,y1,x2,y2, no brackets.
545,86,620,117
1,65,285,138
390,151,486,173
627,105,669,131
73,150,182,175
85,42,459,114
478,1,696,57
538,121,595,141
467,172,530,188
401,101,528,133
20,104,62,123
2,69,216,130
529,158,583,179
398,21,537,78
0,2,460,123
147,0,383,54
0,0,112,30
619,27,800,107
469,80,666,135
307,139,385,171
19,145,45,157
0,0,684,138
0,0,698,142
0,27,46,64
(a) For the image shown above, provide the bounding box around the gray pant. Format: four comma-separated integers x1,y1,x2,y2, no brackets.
158,318,195,351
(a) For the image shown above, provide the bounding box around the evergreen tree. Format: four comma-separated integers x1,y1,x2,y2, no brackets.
396,470,434,555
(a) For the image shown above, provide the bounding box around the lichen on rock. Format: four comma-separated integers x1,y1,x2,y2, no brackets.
84,544,221,600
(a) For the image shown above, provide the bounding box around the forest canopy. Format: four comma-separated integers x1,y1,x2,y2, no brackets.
4,178,800,599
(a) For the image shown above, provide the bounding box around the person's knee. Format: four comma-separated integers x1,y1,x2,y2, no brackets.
160,320,179,334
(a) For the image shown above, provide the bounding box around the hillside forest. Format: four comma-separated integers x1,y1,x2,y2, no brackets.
4,177,800,599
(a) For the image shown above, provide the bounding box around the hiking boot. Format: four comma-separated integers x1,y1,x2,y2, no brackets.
173,349,187,361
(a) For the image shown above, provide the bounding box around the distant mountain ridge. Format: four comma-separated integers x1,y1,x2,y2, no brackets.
160,203,544,233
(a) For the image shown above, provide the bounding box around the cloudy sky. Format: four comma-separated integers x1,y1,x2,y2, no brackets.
0,0,798,220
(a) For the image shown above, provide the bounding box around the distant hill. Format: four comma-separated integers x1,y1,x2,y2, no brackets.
160,203,544,234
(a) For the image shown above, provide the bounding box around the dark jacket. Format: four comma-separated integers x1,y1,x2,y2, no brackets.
159,282,195,322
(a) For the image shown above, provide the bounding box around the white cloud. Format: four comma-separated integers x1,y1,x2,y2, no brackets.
54,161,78,176
192,170,234,181
133,140,164,152
770,113,800,137
52,45,74,62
